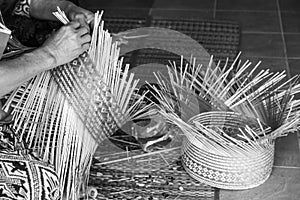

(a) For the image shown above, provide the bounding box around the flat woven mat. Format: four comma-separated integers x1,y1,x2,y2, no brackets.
103,16,240,66
89,156,218,200
88,127,219,200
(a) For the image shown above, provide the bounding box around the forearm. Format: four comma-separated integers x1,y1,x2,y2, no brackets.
29,0,75,21
0,47,56,97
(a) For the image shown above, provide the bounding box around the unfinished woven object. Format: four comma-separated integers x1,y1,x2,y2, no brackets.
3,9,150,199
182,111,274,190
148,54,300,190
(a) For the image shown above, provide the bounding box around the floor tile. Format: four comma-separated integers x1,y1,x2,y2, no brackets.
220,167,300,200
152,0,214,10
217,0,277,11
240,33,284,57
289,59,300,76
285,34,300,58
240,56,287,72
150,9,214,20
279,0,300,12
281,12,300,33
288,58,300,91
216,11,280,32
79,0,154,9
274,134,300,167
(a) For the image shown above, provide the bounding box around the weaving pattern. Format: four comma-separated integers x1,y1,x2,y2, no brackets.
51,52,123,143
4,10,151,199
146,54,300,190
0,151,60,200
0,121,60,200
182,112,274,190
136,18,239,65
5,72,97,198
100,16,239,67
89,158,217,200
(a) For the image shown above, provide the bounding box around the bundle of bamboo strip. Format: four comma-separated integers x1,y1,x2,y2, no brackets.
3,8,151,199
148,53,300,189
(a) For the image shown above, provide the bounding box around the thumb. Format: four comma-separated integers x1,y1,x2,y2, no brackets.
75,14,90,32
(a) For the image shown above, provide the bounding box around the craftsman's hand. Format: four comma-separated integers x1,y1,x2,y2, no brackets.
66,4,94,31
42,21,91,67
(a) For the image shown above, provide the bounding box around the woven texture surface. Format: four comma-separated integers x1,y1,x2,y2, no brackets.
89,156,218,200
88,129,218,199
183,112,274,190
103,16,240,66
88,123,218,199
87,17,239,200
51,53,121,144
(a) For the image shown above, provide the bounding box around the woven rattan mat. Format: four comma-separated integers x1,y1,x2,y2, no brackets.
103,16,240,67
89,156,218,200
88,126,218,200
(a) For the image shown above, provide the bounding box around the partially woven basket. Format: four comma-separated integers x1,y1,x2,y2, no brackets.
3,10,152,199
181,111,274,190
148,53,300,190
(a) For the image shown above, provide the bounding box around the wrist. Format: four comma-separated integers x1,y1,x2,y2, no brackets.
38,46,58,69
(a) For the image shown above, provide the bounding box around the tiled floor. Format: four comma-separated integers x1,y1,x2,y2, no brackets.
79,0,300,199
79,0,300,75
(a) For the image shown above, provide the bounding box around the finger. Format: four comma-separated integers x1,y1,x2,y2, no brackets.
82,43,90,51
69,21,81,29
74,13,86,21
89,20,94,30
77,27,89,36
80,34,91,44
85,13,94,25
76,18,90,33
76,15,88,26
74,13,90,28
87,16,94,32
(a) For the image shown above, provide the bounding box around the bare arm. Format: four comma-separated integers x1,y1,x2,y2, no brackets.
0,47,55,97
0,21,91,97
29,0,94,28
29,0,71,21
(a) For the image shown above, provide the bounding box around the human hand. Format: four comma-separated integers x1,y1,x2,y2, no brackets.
42,21,91,67
66,4,94,31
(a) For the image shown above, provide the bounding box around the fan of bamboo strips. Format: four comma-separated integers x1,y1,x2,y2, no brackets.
147,53,300,189
3,8,152,199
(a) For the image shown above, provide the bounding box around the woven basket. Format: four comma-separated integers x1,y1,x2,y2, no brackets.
51,52,122,144
181,111,274,190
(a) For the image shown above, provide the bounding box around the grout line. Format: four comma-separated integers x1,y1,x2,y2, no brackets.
288,57,300,59
276,0,290,78
213,0,217,18
242,31,282,34
215,9,277,13
148,0,156,15
147,8,214,12
150,8,277,13
280,32,300,35
273,165,300,169
148,8,276,13
281,10,300,14
242,56,286,59
148,8,153,15
242,31,300,35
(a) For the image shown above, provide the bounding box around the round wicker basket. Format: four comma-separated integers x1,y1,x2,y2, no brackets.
181,111,275,190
